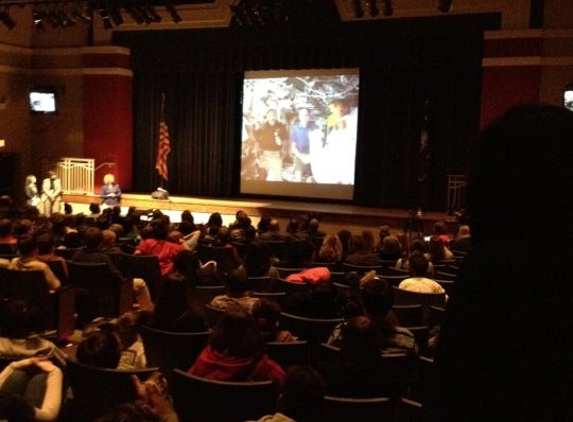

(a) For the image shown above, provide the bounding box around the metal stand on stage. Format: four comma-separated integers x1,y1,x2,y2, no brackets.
446,174,467,222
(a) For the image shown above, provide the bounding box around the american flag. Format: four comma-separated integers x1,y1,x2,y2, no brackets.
155,94,171,181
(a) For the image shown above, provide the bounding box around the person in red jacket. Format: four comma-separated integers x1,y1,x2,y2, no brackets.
188,304,285,388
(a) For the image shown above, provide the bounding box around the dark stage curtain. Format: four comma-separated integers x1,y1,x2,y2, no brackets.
118,12,498,211
132,72,240,196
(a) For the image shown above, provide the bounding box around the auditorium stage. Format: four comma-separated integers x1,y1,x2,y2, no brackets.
62,193,457,237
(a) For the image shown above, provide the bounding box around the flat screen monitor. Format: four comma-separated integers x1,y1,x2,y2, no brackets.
240,69,360,201
564,84,573,111
30,89,57,114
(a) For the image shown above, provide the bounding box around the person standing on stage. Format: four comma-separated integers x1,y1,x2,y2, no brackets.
24,175,40,207
100,173,122,209
255,109,289,181
40,170,62,217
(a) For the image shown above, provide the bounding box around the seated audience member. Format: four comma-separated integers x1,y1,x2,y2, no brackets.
0,357,63,421
76,328,122,369
450,224,471,253
398,254,446,295
378,234,403,262
252,299,297,343
320,316,400,398
256,214,272,236
210,268,259,313
316,234,344,265
361,229,377,254
243,239,273,277
208,226,241,269
73,227,153,312
0,219,17,246
0,299,61,360
328,278,417,356
259,219,286,241
425,235,454,263
432,221,451,246
145,253,208,333
396,240,434,275
188,305,286,388
99,229,124,254
0,300,64,421
35,230,69,279
375,225,391,251
326,292,364,345
344,235,380,266
275,238,313,268
432,105,573,421
116,311,147,370
246,365,326,422
135,218,189,276
9,234,61,292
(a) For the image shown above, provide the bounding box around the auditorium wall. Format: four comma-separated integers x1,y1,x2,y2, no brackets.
0,0,571,204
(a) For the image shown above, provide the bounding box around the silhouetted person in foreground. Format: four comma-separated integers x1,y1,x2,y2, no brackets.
432,105,573,421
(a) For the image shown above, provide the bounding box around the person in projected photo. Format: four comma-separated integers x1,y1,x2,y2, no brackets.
255,109,289,181
312,99,357,185
290,107,322,182
100,173,122,209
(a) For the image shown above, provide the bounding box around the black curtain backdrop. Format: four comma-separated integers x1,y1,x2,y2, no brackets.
115,11,499,211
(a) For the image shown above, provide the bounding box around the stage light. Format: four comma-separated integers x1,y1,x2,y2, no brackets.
166,4,182,24
0,10,15,30
98,9,113,30
353,0,364,19
125,6,144,24
109,8,124,26
72,6,92,25
33,9,46,30
437,0,453,13
145,6,161,23
382,0,393,17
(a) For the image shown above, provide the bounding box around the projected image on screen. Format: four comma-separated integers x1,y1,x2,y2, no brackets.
240,69,359,201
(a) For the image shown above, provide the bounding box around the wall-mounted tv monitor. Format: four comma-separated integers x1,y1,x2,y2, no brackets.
30,88,57,113
564,84,573,111
240,68,360,201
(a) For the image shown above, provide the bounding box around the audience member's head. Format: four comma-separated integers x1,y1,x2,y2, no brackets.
0,299,42,339
362,229,376,252
409,254,430,277
252,299,282,342
277,365,326,422
16,234,37,257
36,230,56,255
116,311,142,350
89,202,101,215
468,105,573,243
318,234,343,262
101,230,117,249
225,268,249,297
457,225,471,239
210,304,264,358
340,316,381,367
361,278,393,319
83,227,104,249
76,329,121,368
